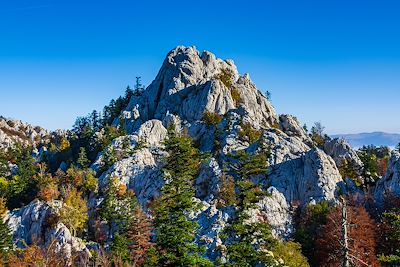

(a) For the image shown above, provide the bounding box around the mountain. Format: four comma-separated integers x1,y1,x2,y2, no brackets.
332,132,400,148
2,46,397,266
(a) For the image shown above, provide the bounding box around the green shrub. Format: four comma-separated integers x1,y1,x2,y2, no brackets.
216,174,237,208
231,87,241,107
215,68,241,107
271,122,280,130
239,122,262,143
202,111,223,125
273,241,310,267
215,68,235,89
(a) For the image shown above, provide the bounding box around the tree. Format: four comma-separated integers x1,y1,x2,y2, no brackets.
128,206,154,267
0,197,6,217
152,127,212,266
100,177,137,231
378,196,400,265
216,174,237,208
294,201,332,265
77,147,90,169
60,188,88,237
339,159,362,186
223,180,277,266
90,110,101,132
315,201,380,267
0,215,13,256
310,122,330,147
222,149,278,266
134,77,145,96
6,147,38,209
36,167,59,202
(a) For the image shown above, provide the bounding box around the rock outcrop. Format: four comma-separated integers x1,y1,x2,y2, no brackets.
0,117,49,149
122,46,279,132
5,200,90,262
324,138,364,173
109,46,345,243
375,151,400,203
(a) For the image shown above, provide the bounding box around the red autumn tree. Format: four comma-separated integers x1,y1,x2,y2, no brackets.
128,206,154,267
315,200,380,267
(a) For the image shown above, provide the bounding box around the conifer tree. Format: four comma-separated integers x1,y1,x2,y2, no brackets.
77,147,90,169
152,127,212,266
378,198,400,265
0,202,12,256
222,149,278,266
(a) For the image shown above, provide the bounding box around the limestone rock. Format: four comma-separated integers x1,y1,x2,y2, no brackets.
98,148,166,205
269,148,343,205
0,116,49,149
5,200,90,261
375,151,400,203
279,114,310,143
123,46,279,132
136,119,167,147
324,138,364,173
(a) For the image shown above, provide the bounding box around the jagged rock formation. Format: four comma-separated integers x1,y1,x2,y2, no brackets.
375,151,400,203
324,138,364,173
0,116,49,149
5,46,352,261
107,46,345,245
121,46,278,133
5,200,90,262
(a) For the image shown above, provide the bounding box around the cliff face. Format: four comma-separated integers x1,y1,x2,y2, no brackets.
5,46,376,260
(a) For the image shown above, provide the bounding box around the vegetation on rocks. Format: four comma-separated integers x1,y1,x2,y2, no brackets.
203,111,223,126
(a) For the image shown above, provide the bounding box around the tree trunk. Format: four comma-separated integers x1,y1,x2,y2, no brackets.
341,198,350,267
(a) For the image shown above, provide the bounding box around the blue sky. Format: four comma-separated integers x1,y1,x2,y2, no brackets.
0,0,399,134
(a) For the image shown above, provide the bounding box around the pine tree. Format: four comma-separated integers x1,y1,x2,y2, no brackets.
134,77,144,96
223,180,277,266
222,149,278,266
378,196,400,265
0,213,13,255
77,147,90,169
152,127,212,266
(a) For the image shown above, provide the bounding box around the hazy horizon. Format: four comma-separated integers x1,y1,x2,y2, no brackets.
1,0,399,134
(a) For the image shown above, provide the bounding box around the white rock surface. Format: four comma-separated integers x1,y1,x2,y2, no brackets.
375,151,400,203
5,200,90,260
0,116,49,149
123,46,279,132
324,138,364,173
269,148,343,205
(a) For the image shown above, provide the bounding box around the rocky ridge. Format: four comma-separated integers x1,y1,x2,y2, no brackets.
0,116,49,149
4,46,400,261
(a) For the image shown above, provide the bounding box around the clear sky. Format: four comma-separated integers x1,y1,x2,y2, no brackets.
0,0,399,134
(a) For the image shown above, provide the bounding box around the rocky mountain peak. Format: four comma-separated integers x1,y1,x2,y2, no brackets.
122,46,278,132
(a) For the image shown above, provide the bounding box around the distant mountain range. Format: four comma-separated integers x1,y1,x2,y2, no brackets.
331,132,400,149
